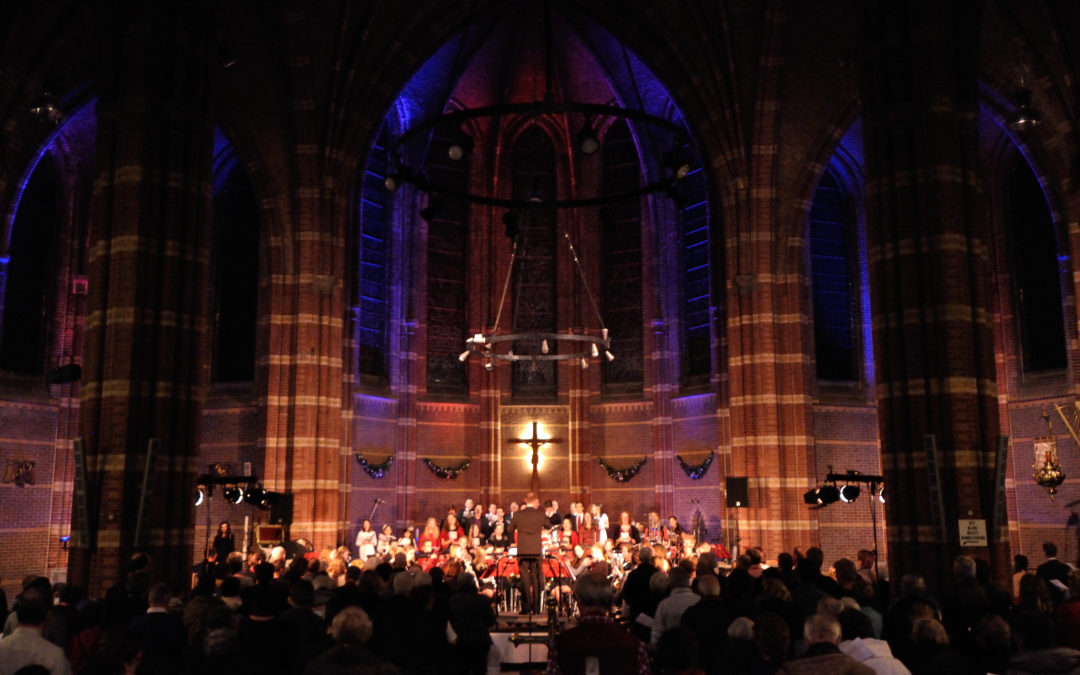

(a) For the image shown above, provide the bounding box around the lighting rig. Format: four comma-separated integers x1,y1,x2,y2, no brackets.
804,468,886,583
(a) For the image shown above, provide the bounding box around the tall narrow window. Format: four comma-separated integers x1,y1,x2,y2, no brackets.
679,163,711,382
211,133,259,382
600,120,643,394
357,125,391,382
0,153,60,374
511,127,557,398
809,169,858,382
1008,156,1066,373
425,123,470,395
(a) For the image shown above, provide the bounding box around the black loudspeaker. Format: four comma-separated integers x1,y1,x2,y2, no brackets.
726,477,749,508
269,493,293,525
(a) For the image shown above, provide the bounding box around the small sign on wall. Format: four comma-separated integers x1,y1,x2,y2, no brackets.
958,518,988,547
3,460,35,486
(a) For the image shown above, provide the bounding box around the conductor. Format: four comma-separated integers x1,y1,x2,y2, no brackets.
509,491,547,615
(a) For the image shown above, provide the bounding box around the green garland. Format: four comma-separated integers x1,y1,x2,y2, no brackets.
598,456,647,482
676,451,714,480
355,453,393,479
422,456,472,479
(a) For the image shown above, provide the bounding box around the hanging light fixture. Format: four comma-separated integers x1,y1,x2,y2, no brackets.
383,5,697,372
1033,411,1066,499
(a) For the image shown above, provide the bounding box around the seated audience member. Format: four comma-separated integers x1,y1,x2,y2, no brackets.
655,627,700,675
902,617,971,674
754,612,791,674
721,616,761,674
127,583,185,675
1055,570,1080,650
680,573,736,672
778,613,874,675
1036,541,1072,606
303,606,398,675
651,566,699,645
836,608,909,675
447,573,495,675
1009,609,1080,674
546,572,650,675
0,587,71,675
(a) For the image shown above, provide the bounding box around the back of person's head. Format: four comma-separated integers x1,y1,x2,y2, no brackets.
1012,609,1054,651
746,548,762,565
777,551,794,572
729,616,756,643
697,573,721,598
761,577,792,603
227,552,244,575
804,613,841,646
14,587,49,626
649,570,670,597
952,555,976,581
1014,554,1030,573
59,584,84,606
219,576,241,599
837,608,873,641
911,617,949,646
574,571,614,610
331,606,373,646
816,596,842,617
656,627,699,672
147,582,171,608
696,551,717,575
345,565,362,584
797,557,819,582
678,558,694,576
1043,542,1058,558
899,573,926,597
290,579,314,607
254,561,275,585
455,572,477,592
805,547,825,569
668,566,691,589
391,570,415,597
754,612,790,661
735,554,752,571
392,552,407,569
638,544,654,564
833,558,857,581
974,614,1011,672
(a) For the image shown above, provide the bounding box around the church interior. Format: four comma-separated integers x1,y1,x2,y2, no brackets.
2,0,1080,599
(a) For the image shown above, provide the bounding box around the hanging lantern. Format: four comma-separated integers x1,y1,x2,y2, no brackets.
1034,412,1066,499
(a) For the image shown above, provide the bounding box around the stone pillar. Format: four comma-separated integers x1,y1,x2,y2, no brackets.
860,0,1007,591
70,3,213,594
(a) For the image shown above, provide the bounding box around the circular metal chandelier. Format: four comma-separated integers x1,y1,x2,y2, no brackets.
384,5,698,371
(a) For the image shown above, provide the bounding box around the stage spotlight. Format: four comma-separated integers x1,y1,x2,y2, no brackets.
195,487,205,507
817,485,841,505
223,486,243,504
803,488,820,505
244,485,269,509
839,485,861,503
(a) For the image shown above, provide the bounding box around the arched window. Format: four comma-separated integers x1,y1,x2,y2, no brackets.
1,153,60,374
600,119,644,394
679,162,711,383
211,131,259,383
808,168,858,382
425,122,470,396
511,126,557,398
356,125,392,383
1006,155,1066,373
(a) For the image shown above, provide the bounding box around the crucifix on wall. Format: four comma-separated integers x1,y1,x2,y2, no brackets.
508,421,562,494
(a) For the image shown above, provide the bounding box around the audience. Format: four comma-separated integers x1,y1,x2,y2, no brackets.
6,509,1080,675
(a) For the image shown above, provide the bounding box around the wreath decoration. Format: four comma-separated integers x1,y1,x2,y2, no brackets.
422,456,472,479
598,456,647,482
355,453,394,479
676,451,714,480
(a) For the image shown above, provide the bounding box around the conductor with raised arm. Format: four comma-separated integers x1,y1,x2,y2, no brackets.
509,491,548,615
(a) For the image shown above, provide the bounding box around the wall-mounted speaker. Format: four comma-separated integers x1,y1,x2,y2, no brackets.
726,477,749,508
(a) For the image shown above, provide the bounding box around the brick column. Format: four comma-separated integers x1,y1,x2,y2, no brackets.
860,0,1007,591
70,3,213,594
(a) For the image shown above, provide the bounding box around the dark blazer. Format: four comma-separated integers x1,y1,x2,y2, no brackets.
509,506,549,557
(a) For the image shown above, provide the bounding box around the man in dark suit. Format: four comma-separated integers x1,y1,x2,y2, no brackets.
1037,541,1072,604
509,492,548,615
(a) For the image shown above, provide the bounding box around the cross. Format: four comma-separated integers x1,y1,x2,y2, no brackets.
508,421,562,493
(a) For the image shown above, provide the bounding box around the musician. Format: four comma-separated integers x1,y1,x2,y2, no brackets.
667,515,684,538
544,500,562,527
439,513,465,552
418,518,440,552
578,511,600,548
645,512,666,544
355,519,377,560
558,517,578,552
509,491,548,615
613,511,641,545
488,521,511,551
376,524,396,557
